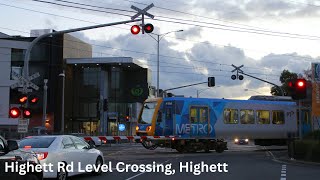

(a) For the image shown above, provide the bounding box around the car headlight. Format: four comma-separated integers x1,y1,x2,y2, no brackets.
234,138,239,143
245,139,249,142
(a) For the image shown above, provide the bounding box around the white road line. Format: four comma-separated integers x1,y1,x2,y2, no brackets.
280,164,287,180
126,172,146,180
125,160,170,180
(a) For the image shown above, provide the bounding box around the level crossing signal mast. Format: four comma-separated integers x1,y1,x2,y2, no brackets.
288,78,307,100
130,3,154,35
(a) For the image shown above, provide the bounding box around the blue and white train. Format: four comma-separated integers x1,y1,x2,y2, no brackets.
136,97,301,153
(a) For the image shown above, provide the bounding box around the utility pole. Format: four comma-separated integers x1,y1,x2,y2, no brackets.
42,79,48,128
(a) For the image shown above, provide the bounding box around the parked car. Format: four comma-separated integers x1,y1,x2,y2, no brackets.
18,135,104,180
0,135,43,180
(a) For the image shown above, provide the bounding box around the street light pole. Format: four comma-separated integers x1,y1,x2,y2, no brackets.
42,79,48,128
148,30,183,97
59,71,65,134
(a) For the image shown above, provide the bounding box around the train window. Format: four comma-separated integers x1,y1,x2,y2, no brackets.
199,107,208,123
224,109,238,124
257,110,270,124
190,107,198,123
240,109,254,124
165,108,172,120
272,111,285,124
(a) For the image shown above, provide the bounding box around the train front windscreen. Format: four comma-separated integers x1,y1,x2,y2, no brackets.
139,102,158,124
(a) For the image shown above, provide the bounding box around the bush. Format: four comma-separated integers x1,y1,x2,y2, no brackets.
293,140,320,162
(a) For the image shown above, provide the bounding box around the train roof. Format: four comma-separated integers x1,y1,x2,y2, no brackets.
162,97,297,106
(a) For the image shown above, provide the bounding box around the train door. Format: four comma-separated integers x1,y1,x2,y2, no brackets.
302,109,311,135
164,101,174,135
189,106,209,137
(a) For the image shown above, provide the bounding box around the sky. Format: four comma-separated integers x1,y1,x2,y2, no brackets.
1,0,320,99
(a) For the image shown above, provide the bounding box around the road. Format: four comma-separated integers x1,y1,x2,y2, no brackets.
70,142,320,180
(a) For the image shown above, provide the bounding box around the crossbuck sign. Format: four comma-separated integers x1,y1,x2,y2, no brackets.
10,71,40,93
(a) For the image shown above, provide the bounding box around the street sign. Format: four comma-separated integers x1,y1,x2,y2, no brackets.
118,124,126,132
18,119,29,133
11,72,40,92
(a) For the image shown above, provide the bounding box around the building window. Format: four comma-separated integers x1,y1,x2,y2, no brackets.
272,111,285,124
11,66,22,80
240,109,254,124
257,110,270,124
224,109,238,124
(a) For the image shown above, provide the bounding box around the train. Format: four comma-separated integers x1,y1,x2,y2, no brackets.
135,96,301,153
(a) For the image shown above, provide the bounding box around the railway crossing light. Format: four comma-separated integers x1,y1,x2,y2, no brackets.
9,107,21,118
19,94,28,104
208,77,215,87
131,25,140,35
29,95,39,105
23,108,32,118
289,78,307,100
144,23,154,33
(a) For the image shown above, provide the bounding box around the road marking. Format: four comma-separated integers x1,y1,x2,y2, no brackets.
280,164,287,180
125,160,170,180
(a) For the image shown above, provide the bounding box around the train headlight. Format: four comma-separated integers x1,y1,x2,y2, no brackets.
245,139,249,142
146,126,152,132
136,126,139,131
234,138,239,143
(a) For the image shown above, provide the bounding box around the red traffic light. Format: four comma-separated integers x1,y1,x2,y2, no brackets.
9,107,21,118
23,108,32,118
131,25,140,35
144,23,154,33
19,95,28,104
125,116,130,121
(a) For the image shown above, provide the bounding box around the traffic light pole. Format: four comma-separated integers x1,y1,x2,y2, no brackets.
22,18,142,80
299,100,302,140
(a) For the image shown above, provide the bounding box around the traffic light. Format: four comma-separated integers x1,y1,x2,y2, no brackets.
125,116,130,121
23,108,32,118
9,107,21,118
131,25,140,35
144,23,154,33
289,78,307,100
208,77,215,87
19,94,28,104
29,95,39,105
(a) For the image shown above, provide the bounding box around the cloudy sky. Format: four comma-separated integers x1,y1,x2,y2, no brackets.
1,0,320,99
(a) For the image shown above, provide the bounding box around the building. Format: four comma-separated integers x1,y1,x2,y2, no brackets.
0,29,152,138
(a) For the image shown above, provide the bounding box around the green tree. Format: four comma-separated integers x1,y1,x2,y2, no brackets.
271,69,298,96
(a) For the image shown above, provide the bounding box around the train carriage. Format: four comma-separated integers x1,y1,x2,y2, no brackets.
136,97,298,153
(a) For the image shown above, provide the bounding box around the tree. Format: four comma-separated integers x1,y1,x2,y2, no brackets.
271,70,298,96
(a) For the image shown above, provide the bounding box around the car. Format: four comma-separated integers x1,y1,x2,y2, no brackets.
234,138,249,145
0,135,43,180
69,133,103,147
18,135,104,180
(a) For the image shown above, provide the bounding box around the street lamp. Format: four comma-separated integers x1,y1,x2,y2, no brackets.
147,30,183,97
59,70,65,134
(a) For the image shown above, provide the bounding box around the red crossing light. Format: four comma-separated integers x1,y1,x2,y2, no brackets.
9,107,21,118
23,108,32,118
30,95,39,104
144,23,154,33
131,25,140,35
19,95,28,104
